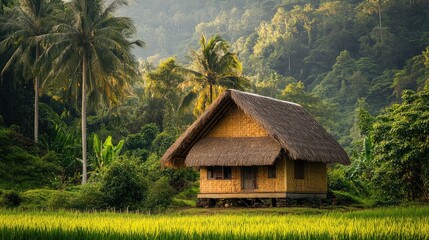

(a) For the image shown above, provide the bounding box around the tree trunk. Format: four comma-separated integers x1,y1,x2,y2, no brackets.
209,81,213,104
378,3,383,44
34,43,39,143
378,4,382,29
81,52,88,185
34,76,39,143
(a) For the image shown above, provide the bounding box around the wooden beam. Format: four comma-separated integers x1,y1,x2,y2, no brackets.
197,192,326,199
198,192,286,199
286,193,327,199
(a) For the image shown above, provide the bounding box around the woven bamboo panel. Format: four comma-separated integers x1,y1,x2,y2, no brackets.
285,158,327,193
255,156,286,192
199,157,286,194
207,106,268,138
200,167,241,193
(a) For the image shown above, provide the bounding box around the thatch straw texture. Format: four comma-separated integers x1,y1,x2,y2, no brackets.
229,90,350,165
185,137,281,166
161,90,350,167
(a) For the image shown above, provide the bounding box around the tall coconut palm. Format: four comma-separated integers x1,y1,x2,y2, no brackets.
179,34,249,115
41,0,143,184
0,0,56,143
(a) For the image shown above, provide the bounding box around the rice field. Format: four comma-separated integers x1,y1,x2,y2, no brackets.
0,206,428,239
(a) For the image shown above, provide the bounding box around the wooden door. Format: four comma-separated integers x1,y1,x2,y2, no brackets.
242,167,257,190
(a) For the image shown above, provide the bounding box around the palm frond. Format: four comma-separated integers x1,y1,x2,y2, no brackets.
1,46,23,79
218,76,250,90
174,65,204,79
99,0,128,21
131,39,145,48
178,90,198,114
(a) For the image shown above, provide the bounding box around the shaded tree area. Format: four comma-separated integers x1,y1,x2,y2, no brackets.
370,88,429,201
339,87,429,202
0,0,197,211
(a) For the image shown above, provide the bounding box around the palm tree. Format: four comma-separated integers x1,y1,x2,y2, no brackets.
179,34,249,114
41,0,142,184
0,0,55,143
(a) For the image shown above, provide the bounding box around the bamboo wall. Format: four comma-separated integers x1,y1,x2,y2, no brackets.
200,157,327,194
199,157,286,193
285,158,327,193
199,105,327,195
206,106,268,138
200,167,241,193
255,157,286,192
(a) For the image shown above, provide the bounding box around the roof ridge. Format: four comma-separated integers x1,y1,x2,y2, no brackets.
228,89,302,107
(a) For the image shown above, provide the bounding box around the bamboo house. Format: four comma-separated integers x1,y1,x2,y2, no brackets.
161,90,350,201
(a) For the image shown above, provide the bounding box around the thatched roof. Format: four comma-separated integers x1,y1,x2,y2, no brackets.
186,137,282,166
162,89,350,167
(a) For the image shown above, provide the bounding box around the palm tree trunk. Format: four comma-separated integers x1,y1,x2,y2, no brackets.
378,3,383,44
81,52,88,185
209,82,213,104
34,76,39,143
34,44,39,143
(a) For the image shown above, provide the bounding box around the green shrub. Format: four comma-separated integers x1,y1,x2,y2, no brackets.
18,187,105,211
332,190,366,206
125,149,150,162
164,167,198,192
20,189,56,209
2,190,22,208
142,153,162,182
140,123,159,149
145,177,175,211
124,133,147,151
152,131,175,157
124,123,159,152
175,182,199,200
328,166,371,200
21,189,77,210
47,191,79,210
172,182,199,208
100,157,147,210
328,168,351,191
0,128,63,190
73,184,104,210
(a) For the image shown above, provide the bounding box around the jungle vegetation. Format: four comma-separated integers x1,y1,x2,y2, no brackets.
0,0,428,210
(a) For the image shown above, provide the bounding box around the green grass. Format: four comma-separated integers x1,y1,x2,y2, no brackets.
0,205,428,239
172,197,197,207
171,183,199,208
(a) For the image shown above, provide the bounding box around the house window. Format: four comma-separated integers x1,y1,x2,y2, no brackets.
207,166,232,180
223,166,232,179
294,161,305,180
268,165,276,178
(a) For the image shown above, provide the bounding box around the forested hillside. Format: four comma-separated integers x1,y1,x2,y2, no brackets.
119,0,278,60
0,0,429,210
123,0,429,146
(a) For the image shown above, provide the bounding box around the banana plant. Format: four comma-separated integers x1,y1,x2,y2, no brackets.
93,134,125,176
350,135,374,179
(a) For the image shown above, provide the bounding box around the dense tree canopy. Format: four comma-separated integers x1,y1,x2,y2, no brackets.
371,88,429,200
